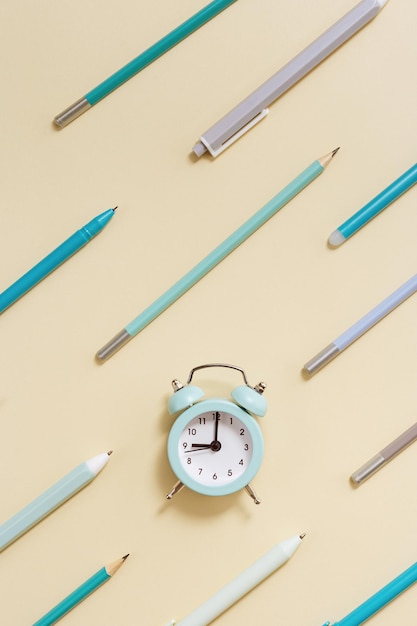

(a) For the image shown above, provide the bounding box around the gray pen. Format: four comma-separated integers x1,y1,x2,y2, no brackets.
351,421,417,485
193,0,389,157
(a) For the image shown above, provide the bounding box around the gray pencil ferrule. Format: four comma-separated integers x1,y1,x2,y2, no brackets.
350,453,386,485
96,329,131,362
303,343,340,376
54,97,91,128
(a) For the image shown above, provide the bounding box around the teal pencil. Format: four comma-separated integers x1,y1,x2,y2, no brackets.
96,148,339,361
32,555,129,626
329,162,417,246
54,0,237,127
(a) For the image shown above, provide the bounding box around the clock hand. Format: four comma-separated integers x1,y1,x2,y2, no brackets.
187,441,222,452
214,411,220,442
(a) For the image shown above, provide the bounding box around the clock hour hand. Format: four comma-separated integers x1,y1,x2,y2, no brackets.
189,440,222,452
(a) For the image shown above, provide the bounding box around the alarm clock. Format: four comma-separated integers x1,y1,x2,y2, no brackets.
166,363,267,504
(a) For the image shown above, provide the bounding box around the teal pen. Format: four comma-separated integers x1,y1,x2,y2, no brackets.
54,0,237,127
96,148,339,361
329,162,417,246
33,554,129,626
323,560,417,625
0,452,112,551
0,208,115,313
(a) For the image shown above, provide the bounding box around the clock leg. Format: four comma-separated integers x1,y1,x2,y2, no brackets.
166,480,184,500
245,483,261,505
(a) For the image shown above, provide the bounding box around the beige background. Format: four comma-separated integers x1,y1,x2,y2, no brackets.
1,1,416,624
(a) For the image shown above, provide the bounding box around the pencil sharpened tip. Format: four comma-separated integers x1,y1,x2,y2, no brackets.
107,450,113,456
299,533,306,540
331,147,340,157
122,553,130,560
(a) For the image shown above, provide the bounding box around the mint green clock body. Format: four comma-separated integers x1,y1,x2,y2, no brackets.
166,364,267,504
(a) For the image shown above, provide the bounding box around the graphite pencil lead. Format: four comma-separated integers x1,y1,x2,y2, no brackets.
332,147,340,157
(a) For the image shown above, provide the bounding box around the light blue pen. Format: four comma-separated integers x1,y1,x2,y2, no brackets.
54,0,237,127
0,452,112,551
0,208,115,313
323,561,417,625
96,148,339,361
329,163,417,246
304,272,417,375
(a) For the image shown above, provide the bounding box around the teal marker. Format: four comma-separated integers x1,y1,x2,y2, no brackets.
329,162,417,246
96,148,340,361
323,560,417,625
0,208,115,313
33,555,128,626
54,0,237,127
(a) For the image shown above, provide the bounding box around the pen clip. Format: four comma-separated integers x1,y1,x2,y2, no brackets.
201,108,269,157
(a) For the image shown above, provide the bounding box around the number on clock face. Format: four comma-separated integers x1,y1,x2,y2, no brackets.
178,411,253,487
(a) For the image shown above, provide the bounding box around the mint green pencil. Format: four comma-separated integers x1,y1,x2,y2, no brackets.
33,555,129,625
96,148,339,361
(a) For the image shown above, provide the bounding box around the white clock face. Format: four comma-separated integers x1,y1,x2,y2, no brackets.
177,410,253,487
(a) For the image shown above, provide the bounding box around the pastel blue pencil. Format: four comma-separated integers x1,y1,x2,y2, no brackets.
323,561,417,625
96,148,339,361
329,163,417,246
304,272,417,375
33,555,128,626
54,0,237,127
0,208,115,313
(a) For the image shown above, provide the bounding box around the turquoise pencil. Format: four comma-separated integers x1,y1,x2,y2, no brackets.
32,555,129,626
323,560,417,625
0,208,115,313
329,162,417,246
96,148,339,361
54,0,237,127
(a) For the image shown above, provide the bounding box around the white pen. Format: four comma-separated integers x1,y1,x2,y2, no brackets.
193,0,389,157
0,451,112,551
165,534,305,626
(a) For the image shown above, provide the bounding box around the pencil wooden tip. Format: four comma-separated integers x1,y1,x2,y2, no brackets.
122,554,129,560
